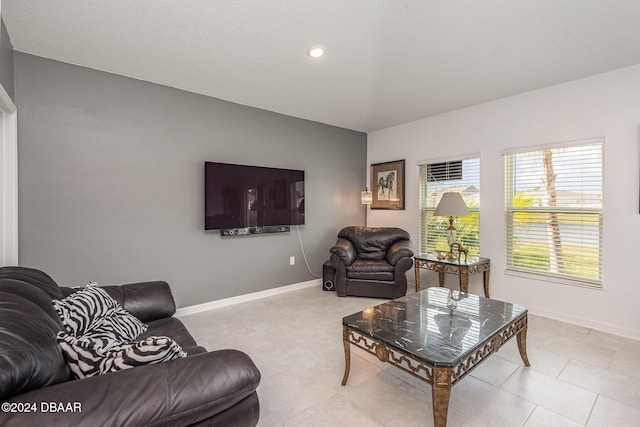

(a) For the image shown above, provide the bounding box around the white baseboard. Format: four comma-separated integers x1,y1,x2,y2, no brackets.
526,304,640,341
175,278,321,317
176,279,639,342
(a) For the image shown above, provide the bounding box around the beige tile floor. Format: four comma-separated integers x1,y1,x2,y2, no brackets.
179,286,640,426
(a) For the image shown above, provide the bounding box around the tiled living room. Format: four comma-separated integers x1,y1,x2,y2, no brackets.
180,286,640,426
1,2,640,427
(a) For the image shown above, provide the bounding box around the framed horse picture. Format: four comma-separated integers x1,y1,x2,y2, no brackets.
370,159,405,210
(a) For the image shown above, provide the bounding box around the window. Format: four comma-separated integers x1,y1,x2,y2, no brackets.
503,139,603,287
419,156,480,255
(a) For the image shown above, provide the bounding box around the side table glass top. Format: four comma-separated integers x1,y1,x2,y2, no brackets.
414,253,490,267
342,287,526,367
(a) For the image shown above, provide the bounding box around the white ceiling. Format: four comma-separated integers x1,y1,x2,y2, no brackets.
3,1,640,132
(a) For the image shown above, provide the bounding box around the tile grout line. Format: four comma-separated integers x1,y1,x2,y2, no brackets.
519,404,537,427
555,357,572,378
583,393,601,427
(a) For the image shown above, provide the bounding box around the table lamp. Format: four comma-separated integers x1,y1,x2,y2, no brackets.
433,192,470,258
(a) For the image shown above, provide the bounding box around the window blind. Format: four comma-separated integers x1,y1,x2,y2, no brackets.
504,140,603,287
419,158,480,255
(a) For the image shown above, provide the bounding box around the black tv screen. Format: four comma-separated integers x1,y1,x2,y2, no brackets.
205,162,305,230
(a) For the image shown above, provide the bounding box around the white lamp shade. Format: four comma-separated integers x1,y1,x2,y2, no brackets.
433,192,470,217
361,189,372,205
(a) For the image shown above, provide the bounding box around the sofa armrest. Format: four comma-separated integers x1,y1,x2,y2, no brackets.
387,240,414,266
330,238,357,267
0,349,261,427
60,281,176,322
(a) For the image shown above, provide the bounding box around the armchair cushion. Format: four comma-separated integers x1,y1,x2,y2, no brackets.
346,260,395,281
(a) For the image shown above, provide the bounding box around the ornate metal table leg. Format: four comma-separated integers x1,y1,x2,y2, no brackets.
415,261,421,292
459,266,469,293
438,271,445,288
483,268,490,298
341,327,352,385
516,324,531,367
432,367,452,427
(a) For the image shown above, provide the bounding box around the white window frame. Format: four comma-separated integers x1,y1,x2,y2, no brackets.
418,154,480,256
503,138,604,288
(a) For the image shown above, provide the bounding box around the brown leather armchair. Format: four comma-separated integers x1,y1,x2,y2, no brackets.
329,226,414,299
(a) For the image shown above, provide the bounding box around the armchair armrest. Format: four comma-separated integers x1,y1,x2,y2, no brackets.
387,240,414,266
329,238,357,267
1,349,261,427
60,281,176,323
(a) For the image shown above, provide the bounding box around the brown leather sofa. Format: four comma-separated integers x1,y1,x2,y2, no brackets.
0,266,261,427
329,226,414,299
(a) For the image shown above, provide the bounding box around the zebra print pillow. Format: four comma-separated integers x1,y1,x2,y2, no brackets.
52,284,118,336
56,332,187,379
52,284,147,341
89,305,147,342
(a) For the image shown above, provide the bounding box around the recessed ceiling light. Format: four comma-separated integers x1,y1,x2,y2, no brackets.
307,46,325,58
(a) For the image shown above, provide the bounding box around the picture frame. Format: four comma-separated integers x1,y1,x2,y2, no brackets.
370,159,405,210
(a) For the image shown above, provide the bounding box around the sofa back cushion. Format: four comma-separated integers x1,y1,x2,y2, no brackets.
0,266,63,300
338,226,411,260
0,279,71,401
93,282,177,322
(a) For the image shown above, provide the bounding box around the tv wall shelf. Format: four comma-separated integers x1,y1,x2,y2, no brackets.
220,226,290,237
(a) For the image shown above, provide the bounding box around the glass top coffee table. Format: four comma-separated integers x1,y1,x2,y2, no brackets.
341,287,530,427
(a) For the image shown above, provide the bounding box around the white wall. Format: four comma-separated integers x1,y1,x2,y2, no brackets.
367,64,640,340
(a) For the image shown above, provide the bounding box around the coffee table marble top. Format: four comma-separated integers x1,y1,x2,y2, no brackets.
342,287,527,367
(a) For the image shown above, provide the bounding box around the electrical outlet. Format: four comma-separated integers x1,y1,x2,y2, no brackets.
289,256,295,265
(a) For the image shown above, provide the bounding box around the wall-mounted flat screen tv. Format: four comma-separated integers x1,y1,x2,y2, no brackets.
205,162,305,230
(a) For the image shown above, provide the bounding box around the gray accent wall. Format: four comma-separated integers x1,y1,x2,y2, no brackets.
14,52,366,307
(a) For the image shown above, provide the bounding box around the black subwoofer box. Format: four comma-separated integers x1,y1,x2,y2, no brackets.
322,261,336,291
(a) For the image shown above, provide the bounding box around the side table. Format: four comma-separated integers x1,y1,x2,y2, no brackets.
414,254,491,298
